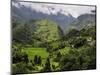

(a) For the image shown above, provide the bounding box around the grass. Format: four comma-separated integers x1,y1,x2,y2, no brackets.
22,47,49,61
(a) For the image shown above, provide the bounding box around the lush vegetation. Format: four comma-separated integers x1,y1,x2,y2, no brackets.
12,13,96,74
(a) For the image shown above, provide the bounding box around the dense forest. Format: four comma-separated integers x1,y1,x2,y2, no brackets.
12,1,96,75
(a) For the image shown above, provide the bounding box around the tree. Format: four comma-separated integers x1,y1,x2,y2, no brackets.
34,55,38,64
60,49,81,71
12,62,29,75
43,57,51,72
34,55,42,65
54,52,62,62
65,28,79,39
13,22,32,44
38,56,42,65
13,50,29,64
22,53,29,64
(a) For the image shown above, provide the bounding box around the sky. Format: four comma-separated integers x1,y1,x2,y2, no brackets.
12,1,95,18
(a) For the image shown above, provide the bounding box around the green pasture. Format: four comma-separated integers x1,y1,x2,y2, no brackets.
22,47,49,61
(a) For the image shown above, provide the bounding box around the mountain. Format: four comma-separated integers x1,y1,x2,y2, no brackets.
12,1,96,34
12,1,76,32
66,13,96,32
13,18,64,46
33,19,63,42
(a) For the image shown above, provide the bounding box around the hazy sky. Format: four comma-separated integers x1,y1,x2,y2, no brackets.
13,1,95,18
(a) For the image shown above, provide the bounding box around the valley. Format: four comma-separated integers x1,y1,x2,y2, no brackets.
12,1,96,75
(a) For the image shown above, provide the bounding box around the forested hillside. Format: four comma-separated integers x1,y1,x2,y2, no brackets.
12,16,96,74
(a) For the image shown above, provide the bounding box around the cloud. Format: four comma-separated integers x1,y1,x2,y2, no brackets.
13,1,95,18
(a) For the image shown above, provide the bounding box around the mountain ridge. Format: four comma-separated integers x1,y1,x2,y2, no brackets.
12,1,76,32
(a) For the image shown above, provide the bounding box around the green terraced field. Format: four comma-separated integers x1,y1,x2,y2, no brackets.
22,47,49,61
